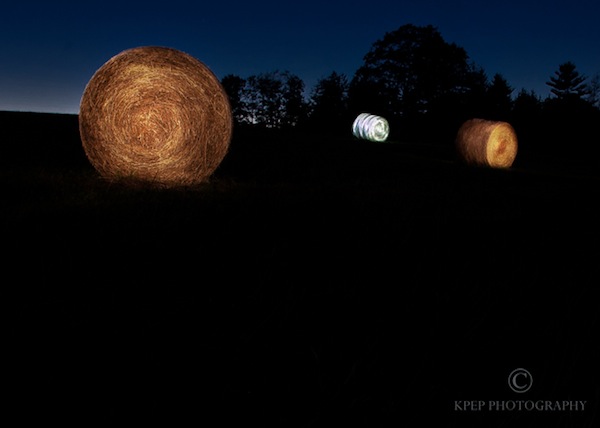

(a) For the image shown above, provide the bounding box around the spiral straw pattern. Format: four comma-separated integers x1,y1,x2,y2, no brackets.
79,46,233,187
352,113,390,142
455,118,518,168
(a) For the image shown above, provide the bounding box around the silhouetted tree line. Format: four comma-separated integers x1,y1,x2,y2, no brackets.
221,24,600,159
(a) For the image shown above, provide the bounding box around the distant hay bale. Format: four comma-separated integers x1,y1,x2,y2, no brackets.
455,118,518,168
79,46,232,187
352,113,390,142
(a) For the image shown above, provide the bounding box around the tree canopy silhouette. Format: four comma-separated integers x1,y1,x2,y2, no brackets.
542,62,600,158
309,71,349,133
546,61,589,100
586,73,600,108
485,73,513,121
348,23,485,140
218,25,600,157
221,70,306,129
221,74,247,125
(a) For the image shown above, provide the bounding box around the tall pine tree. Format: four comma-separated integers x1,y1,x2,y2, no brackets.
546,61,589,100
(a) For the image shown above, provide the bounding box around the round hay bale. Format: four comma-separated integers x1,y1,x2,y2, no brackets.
455,118,518,168
79,46,232,187
352,113,390,142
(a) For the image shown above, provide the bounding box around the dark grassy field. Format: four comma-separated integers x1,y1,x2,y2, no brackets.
3,111,599,426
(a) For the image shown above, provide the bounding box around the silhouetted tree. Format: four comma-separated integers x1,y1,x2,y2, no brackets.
512,89,542,118
347,73,388,119
485,73,513,120
244,72,285,127
543,62,600,159
221,74,247,125
585,72,600,108
510,89,543,156
546,61,589,101
348,23,484,141
281,72,307,128
309,71,349,133
512,89,542,121
442,64,488,121
240,70,306,129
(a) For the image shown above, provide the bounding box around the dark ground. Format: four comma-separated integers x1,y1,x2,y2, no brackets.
3,112,599,427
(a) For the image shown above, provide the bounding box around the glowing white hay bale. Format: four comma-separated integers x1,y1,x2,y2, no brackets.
352,113,390,142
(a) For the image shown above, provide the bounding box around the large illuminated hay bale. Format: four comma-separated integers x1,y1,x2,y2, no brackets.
79,46,232,186
455,118,518,168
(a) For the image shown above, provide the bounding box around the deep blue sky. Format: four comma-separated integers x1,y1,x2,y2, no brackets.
1,0,599,114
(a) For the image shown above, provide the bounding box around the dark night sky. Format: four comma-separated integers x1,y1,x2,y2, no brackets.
1,0,599,114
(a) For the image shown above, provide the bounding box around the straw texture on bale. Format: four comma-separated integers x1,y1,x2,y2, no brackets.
455,118,518,168
79,46,232,186
352,113,390,142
